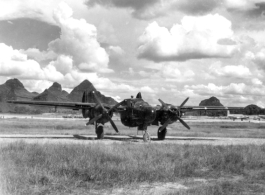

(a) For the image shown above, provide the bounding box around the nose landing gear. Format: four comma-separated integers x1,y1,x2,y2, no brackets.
143,130,151,142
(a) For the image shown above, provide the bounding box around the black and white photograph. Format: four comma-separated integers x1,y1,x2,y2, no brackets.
1,0,265,194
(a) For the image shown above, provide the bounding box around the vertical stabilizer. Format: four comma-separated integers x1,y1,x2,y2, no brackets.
82,91,90,118
82,91,89,102
136,92,142,99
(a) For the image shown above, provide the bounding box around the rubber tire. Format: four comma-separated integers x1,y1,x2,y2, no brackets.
96,126,104,139
143,132,151,142
157,127,167,140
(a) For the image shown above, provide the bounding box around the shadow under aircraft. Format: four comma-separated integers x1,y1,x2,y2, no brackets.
8,91,245,141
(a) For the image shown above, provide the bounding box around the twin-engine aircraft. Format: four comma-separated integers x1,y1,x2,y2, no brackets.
7,91,244,141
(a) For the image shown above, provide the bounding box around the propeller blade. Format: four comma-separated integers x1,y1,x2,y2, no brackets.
179,97,189,108
92,91,119,133
93,91,107,112
159,119,171,132
105,114,119,133
86,114,103,126
158,99,166,107
178,117,190,130
109,117,119,133
108,100,124,114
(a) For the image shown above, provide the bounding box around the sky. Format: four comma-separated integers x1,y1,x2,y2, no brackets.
0,0,265,107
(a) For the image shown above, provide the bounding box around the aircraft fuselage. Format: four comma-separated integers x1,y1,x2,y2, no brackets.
119,98,156,130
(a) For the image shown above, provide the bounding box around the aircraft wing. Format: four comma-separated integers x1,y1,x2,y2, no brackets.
180,106,245,112
7,100,101,110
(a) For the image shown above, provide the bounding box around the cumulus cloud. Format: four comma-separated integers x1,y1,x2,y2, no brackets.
0,43,71,83
22,80,53,93
0,43,44,79
43,64,64,82
21,48,57,62
0,2,150,95
86,0,162,19
138,14,238,62
85,0,265,21
224,0,265,16
161,64,195,82
108,46,125,56
0,0,61,24
84,0,265,33
174,0,220,15
0,43,76,86
0,0,88,24
185,82,265,97
209,62,252,78
252,78,263,85
250,48,265,68
140,86,155,93
0,2,122,94
0,43,144,94
222,0,265,30
52,55,73,75
49,2,112,73
224,0,257,10
85,0,221,19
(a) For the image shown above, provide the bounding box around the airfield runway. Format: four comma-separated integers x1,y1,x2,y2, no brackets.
1,113,265,146
1,134,265,145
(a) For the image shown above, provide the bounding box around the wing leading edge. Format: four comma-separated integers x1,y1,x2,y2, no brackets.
180,106,245,112
7,100,98,110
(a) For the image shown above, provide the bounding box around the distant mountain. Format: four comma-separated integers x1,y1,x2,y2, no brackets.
68,79,117,104
0,78,117,113
68,80,96,102
244,104,261,115
0,78,37,113
199,96,223,106
0,78,36,101
198,96,225,116
33,82,69,102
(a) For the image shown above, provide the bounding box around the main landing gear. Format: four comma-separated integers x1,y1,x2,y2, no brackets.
157,127,167,140
95,123,104,139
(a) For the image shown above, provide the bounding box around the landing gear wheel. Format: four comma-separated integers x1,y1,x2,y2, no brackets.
143,131,151,142
96,125,104,139
157,127,167,140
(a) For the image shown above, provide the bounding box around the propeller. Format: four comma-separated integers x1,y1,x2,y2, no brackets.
158,97,190,132
178,117,190,130
158,99,166,108
88,91,121,133
180,97,189,108
86,114,102,126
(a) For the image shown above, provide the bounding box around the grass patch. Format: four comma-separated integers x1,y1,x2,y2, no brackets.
1,142,265,194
